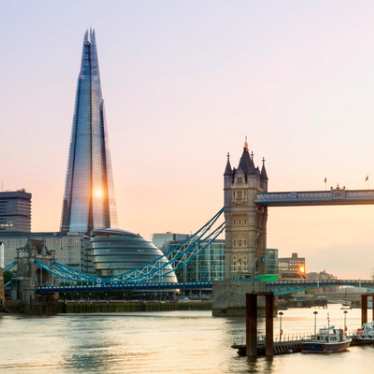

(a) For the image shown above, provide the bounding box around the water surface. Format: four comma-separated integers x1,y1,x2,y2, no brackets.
0,304,373,373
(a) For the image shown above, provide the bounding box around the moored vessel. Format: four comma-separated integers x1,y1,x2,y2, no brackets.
355,322,374,341
302,326,351,353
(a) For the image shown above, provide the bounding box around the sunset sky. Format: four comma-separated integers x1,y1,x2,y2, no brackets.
2,1,374,277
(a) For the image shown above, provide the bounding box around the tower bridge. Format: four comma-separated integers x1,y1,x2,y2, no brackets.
5,140,374,313
223,140,374,281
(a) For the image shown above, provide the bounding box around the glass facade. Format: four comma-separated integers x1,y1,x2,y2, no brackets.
264,248,279,274
164,240,225,283
61,29,117,233
82,228,177,282
0,191,31,232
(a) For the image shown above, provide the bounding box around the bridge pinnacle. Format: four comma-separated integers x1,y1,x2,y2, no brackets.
261,158,268,181
224,152,232,176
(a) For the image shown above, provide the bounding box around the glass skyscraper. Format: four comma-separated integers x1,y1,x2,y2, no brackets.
58,30,176,284
61,29,117,233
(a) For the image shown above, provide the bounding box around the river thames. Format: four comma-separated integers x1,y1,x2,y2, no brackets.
0,304,373,373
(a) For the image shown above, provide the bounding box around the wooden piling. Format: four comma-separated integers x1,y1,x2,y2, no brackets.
265,293,274,357
246,293,257,358
361,294,368,326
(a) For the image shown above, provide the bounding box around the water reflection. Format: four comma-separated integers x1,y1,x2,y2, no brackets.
0,306,373,373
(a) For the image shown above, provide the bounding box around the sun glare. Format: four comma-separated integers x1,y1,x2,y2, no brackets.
93,187,104,199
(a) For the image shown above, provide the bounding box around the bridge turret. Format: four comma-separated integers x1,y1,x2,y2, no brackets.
260,158,268,191
224,153,233,208
224,140,268,280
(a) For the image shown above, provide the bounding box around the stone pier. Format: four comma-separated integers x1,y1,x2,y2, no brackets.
212,280,267,316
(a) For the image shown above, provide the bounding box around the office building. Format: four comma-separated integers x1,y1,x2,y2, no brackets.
61,29,117,233
152,232,190,251
154,234,225,283
0,190,31,232
264,248,279,274
0,231,83,270
279,252,306,279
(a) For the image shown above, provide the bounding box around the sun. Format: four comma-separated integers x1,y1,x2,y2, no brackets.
93,187,104,199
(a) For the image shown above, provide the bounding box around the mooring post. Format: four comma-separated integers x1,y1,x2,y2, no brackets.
246,293,257,358
361,294,368,326
265,293,274,358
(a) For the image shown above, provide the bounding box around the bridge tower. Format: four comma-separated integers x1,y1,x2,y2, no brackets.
223,139,268,280
12,239,57,311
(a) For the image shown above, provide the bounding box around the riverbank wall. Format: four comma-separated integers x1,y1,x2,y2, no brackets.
2,300,212,315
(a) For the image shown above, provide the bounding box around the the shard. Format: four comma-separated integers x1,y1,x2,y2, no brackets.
61,29,117,233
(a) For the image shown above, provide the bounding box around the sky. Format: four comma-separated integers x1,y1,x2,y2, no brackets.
2,1,374,278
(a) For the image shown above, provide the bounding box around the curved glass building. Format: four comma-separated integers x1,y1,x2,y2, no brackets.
82,228,177,282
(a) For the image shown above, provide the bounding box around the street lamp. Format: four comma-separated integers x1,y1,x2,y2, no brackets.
344,310,348,334
279,311,284,341
313,311,318,336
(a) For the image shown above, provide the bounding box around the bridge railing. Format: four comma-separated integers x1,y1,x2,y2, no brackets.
233,332,314,346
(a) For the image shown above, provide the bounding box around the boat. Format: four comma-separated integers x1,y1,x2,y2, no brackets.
302,326,351,353
355,322,374,340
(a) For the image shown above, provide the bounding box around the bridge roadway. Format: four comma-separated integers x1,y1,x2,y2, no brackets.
255,189,374,207
35,279,374,295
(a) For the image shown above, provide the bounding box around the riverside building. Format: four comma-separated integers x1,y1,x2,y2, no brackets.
0,231,82,270
153,234,225,283
279,252,306,279
81,229,177,282
0,190,31,232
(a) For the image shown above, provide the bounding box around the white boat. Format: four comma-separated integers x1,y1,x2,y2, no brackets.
302,326,351,353
355,322,374,340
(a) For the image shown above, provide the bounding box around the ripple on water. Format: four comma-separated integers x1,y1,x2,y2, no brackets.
0,307,374,374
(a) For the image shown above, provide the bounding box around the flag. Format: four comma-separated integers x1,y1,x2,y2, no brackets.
365,175,369,182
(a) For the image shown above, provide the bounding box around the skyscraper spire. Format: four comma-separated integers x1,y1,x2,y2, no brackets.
61,30,117,233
